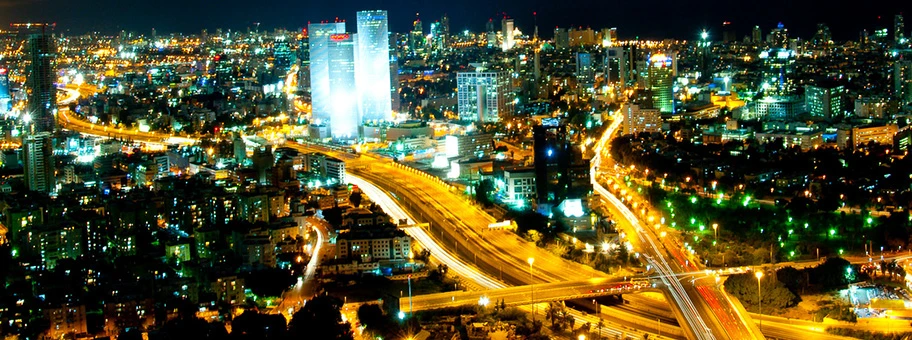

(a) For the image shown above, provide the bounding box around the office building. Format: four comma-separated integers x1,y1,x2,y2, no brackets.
851,125,898,149
569,27,596,46
605,47,630,85
896,60,912,105
623,104,662,135
759,48,797,96
722,22,736,43
501,17,514,51
576,52,595,89
753,96,804,120
23,132,55,193
390,34,401,113
305,152,345,185
308,22,346,130
357,10,393,123
456,67,513,122
647,54,675,114
698,31,713,81
0,66,9,112
768,22,788,48
854,96,889,119
805,84,844,120
27,34,57,133
336,228,411,262
502,167,536,208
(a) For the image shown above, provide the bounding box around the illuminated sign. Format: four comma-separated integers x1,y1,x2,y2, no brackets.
330,33,350,41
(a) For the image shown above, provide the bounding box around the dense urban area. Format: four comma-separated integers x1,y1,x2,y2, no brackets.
0,7,911,340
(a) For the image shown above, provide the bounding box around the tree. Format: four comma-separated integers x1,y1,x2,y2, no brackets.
321,207,344,227
723,273,799,311
356,304,386,333
230,310,286,339
813,257,852,289
475,179,494,207
350,191,363,207
287,295,352,340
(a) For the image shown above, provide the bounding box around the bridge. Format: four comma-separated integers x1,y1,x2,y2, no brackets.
400,278,657,313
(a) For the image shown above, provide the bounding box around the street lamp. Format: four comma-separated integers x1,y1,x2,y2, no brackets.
528,257,535,321
755,271,763,332
712,223,718,241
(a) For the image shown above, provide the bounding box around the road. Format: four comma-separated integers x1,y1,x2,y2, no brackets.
270,218,327,319
592,111,763,340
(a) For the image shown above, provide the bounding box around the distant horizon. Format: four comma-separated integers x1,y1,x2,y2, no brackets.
1,0,909,41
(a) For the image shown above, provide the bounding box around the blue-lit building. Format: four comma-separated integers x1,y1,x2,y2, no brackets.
327,33,359,139
356,10,393,123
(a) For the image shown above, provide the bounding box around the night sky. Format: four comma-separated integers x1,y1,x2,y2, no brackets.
1,0,910,41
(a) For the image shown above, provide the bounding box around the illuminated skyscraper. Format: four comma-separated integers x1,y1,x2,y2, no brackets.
647,54,675,114
389,34,401,113
308,22,346,130
26,34,57,133
23,132,55,193
698,30,713,82
356,10,393,123
327,33,358,138
501,17,515,51
768,22,788,48
273,36,294,75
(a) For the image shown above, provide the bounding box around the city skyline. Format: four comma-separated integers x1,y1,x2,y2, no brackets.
1,0,909,40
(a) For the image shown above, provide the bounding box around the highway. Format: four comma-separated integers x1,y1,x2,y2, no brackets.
592,110,763,339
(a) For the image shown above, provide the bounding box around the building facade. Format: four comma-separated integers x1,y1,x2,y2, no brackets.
456,70,514,122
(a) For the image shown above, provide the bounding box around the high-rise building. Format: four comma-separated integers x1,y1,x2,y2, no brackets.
501,17,515,51
0,66,10,113
23,132,55,193
308,22,346,129
569,27,596,47
698,30,713,82
895,14,905,45
273,36,294,75
356,10,393,123
812,23,832,48
896,60,912,105
486,19,497,48
389,34,401,114
456,67,514,122
647,54,675,114
532,123,590,206
752,26,762,45
26,34,57,133
623,104,662,135
605,47,629,85
576,52,595,89
409,15,424,55
722,22,736,43
805,83,844,120
767,22,788,48
759,48,797,96
327,32,358,138
554,28,569,49
297,29,311,92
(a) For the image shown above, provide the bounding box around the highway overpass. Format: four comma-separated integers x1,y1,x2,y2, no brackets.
400,278,656,313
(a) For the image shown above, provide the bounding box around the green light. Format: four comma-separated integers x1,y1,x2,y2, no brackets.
788,229,793,235
780,242,784,247
699,225,705,231
666,202,672,207
790,251,795,257
713,241,717,246
716,198,722,204
690,218,696,225
788,217,793,223
671,222,677,227
694,236,699,241
866,217,873,224
839,249,844,255
804,223,808,229
690,196,698,204
829,229,836,236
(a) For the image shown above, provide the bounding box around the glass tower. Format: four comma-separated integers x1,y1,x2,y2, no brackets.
308,22,346,130
356,10,393,123
328,33,358,138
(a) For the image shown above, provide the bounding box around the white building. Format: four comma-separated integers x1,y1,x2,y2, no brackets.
457,68,513,122
623,104,662,135
308,22,346,133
